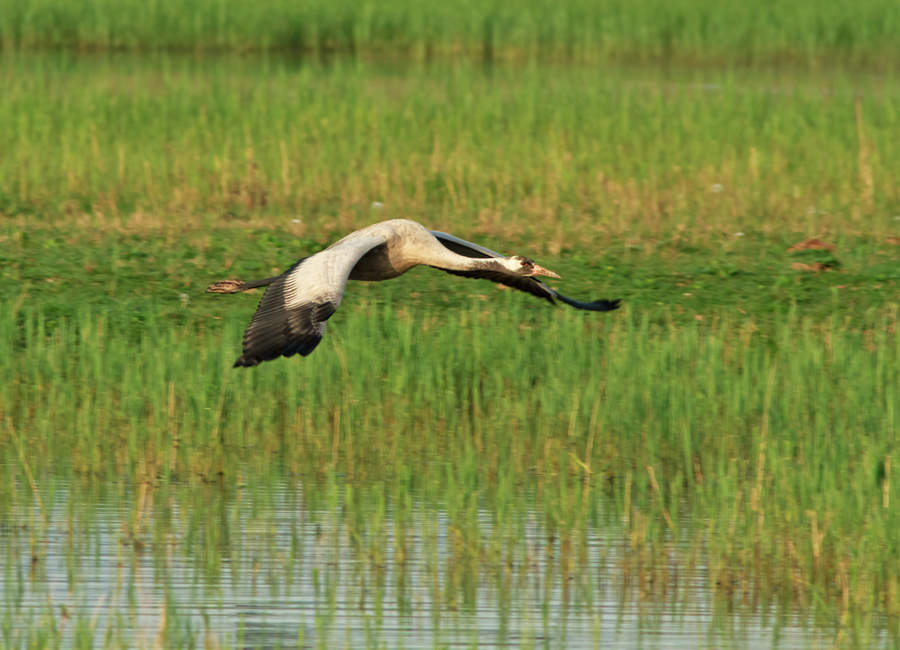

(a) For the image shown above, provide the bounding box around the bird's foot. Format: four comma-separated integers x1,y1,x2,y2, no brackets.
206,279,246,294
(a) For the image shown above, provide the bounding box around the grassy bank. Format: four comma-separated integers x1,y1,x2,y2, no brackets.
2,55,899,246
2,224,899,330
3,0,900,68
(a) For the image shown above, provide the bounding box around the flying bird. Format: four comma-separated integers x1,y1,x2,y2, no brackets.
208,219,620,367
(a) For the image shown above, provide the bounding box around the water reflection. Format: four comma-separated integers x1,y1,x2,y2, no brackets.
1,477,843,649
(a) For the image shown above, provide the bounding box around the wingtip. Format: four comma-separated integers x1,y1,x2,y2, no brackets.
233,336,324,368
594,298,622,312
555,293,622,312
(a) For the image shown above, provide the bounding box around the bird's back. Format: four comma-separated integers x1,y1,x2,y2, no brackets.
335,220,443,279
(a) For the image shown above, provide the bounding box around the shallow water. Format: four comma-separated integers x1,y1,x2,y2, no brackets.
1,475,853,650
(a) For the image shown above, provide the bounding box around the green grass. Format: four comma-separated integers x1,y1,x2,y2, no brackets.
3,0,900,68
2,54,899,246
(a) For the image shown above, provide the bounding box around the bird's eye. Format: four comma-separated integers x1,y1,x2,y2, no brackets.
520,259,530,266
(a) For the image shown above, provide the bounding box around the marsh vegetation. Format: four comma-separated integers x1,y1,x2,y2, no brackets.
2,18,899,649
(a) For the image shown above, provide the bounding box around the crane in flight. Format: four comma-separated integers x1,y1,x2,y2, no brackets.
208,219,620,367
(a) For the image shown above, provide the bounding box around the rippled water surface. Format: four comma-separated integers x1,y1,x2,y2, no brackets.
2,474,853,650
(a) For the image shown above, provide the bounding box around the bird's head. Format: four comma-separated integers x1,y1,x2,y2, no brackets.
503,256,561,278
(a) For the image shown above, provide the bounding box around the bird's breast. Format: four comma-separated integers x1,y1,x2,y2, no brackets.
348,245,410,281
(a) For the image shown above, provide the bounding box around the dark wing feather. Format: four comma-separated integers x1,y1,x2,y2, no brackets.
234,258,337,367
430,230,502,260
232,233,388,367
437,267,559,306
431,230,621,312
431,230,556,305
554,294,621,312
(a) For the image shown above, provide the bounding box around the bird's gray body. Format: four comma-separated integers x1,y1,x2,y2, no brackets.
342,220,442,281
208,219,619,367
340,219,500,280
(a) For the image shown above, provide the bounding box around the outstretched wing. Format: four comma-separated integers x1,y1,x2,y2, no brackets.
234,235,387,367
429,230,506,260
430,231,620,312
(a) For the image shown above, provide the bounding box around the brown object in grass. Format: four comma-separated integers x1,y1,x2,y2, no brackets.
790,262,831,272
886,237,900,246
788,238,836,252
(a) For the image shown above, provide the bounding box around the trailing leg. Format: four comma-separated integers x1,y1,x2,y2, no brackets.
206,276,279,293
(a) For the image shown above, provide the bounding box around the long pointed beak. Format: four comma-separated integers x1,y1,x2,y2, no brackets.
532,264,561,279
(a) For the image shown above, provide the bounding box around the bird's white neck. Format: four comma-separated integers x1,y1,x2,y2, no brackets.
423,245,510,274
